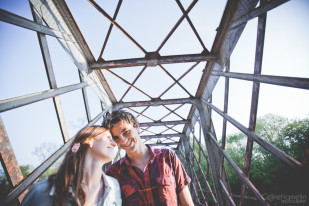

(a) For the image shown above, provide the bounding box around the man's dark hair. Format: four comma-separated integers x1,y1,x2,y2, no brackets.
102,109,139,130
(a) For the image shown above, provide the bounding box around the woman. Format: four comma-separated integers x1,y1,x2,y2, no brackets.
21,126,122,206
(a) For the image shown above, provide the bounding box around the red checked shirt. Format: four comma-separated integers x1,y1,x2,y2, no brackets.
106,145,191,206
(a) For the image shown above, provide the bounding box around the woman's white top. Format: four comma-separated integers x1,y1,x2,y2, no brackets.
21,172,122,206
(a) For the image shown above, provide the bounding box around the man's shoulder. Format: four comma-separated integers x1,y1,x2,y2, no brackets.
152,146,175,157
106,158,123,175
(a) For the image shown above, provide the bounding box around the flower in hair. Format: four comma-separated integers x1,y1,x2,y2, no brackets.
71,143,80,153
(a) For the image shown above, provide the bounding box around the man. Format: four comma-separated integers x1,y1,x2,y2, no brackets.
103,109,194,206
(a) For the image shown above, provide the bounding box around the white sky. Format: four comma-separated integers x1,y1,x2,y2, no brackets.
0,0,308,169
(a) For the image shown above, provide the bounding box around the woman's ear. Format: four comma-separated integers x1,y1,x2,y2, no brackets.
84,138,94,148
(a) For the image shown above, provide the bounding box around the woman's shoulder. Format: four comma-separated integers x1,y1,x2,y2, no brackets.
21,180,53,206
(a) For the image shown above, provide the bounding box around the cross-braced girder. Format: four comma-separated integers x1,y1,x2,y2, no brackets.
0,0,308,205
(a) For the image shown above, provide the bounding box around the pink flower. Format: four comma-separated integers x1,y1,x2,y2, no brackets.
71,143,80,153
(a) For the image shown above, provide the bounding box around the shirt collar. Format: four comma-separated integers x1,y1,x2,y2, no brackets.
119,144,161,166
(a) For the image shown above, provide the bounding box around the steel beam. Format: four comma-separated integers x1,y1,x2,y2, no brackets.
184,0,257,141
187,152,207,205
139,120,189,127
90,53,217,69
196,99,229,206
1,109,108,205
188,142,217,205
32,7,70,143
87,0,147,54
141,133,184,139
156,0,198,52
208,132,269,206
191,131,209,162
231,0,289,30
0,8,73,41
30,0,116,105
114,98,196,109
0,116,25,204
240,5,266,205
80,74,92,123
148,142,179,147
0,82,89,113
202,99,303,171
211,71,309,90
219,180,236,206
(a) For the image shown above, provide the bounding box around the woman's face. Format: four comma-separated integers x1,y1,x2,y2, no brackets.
91,130,117,162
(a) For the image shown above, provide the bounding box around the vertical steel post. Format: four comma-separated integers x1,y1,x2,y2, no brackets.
0,116,25,203
31,6,69,143
196,99,230,205
239,1,267,205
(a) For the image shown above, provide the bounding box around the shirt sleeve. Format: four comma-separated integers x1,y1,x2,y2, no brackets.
170,150,191,193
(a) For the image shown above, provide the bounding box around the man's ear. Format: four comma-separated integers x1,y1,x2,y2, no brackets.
84,138,94,148
134,123,139,131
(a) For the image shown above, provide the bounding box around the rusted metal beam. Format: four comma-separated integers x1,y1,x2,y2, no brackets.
188,142,217,205
159,62,200,98
221,61,230,151
31,0,117,104
32,7,70,143
231,0,290,30
190,129,209,161
2,109,108,205
184,0,255,143
159,65,193,97
98,0,123,60
202,99,303,171
139,120,189,127
0,82,89,113
208,132,269,206
80,74,92,123
87,0,147,54
105,68,152,99
119,66,147,102
0,116,25,204
240,5,266,205
90,53,217,69
187,150,207,205
196,100,229,205
219,180,236,206
175,0,207,52
114,98,196,109
0,8,73,41
211,71,309,90
156,0,198,52
220,61,230,181
148,142,179,147
141,133,184,139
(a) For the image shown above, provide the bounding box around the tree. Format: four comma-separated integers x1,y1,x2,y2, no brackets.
32,142,59,163
32,142,61,181
0,165,32,204
223,114,309,205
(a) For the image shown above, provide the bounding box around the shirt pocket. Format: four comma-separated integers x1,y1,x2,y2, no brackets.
156,175,178,205
121,183,139,201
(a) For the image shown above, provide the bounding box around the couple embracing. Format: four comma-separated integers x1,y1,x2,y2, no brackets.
22,110,194,206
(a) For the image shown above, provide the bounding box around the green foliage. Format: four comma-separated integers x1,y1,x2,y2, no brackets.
187,114,309,205
224,114,309,204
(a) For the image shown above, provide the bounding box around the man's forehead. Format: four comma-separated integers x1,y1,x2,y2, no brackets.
111,120,132,130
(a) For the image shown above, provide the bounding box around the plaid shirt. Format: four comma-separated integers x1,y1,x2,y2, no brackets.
106,145,191,206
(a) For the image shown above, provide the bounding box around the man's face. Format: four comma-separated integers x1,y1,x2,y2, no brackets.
110,120,140,153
